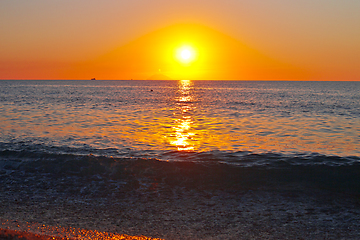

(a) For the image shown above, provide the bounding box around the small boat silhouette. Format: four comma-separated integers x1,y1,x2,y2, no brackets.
91,78,96,80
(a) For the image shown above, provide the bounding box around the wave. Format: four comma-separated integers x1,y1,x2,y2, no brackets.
1,149,360,198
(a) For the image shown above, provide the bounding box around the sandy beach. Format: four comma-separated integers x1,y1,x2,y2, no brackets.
0,228,160,240
0,228,70,240
1,186,360,240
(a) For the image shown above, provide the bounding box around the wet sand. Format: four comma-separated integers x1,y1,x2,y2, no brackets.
0,228,70,240
1,186,360,239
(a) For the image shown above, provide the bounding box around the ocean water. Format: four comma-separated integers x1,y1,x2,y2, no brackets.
1,80,360,238
1,80,359,156
1,80,359,177
1,79,359,191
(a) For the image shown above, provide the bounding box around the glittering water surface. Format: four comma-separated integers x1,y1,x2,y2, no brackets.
0,80,359,158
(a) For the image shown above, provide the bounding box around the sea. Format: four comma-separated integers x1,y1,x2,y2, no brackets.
0,80,360,239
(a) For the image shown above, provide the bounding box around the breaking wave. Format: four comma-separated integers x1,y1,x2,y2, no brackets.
1,147,360,198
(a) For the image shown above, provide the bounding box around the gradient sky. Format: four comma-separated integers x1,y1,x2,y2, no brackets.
1,0,359,80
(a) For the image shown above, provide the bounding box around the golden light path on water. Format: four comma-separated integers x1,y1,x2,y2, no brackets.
170,80,195,151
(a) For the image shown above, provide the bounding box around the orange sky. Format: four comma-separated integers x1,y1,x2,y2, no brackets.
1,1,359,80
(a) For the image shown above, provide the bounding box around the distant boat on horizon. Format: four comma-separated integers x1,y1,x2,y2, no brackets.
91,78,96,80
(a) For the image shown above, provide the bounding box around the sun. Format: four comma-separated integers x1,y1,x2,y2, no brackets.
181,49,192,60
176,46,196,64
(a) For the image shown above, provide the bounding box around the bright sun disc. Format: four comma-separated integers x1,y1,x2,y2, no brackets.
181,49,192,60
176,46,196,64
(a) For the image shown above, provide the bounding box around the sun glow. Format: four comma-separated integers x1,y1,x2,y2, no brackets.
71,23,308,80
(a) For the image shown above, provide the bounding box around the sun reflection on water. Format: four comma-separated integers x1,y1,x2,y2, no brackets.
170,80,196,151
